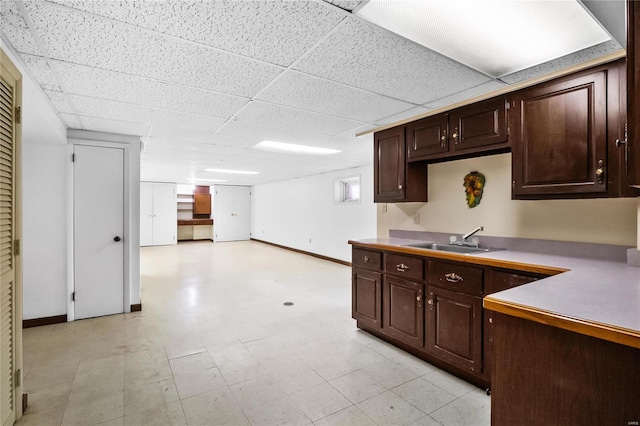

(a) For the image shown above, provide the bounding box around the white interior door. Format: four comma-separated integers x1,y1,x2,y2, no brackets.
151,183,176,245
232,186,251,241
74,144,124,319
214,186,251,242
140,182,153,246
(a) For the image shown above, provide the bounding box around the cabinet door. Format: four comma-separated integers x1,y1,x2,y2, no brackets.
406,114,449,161
628,0,640,188
426,286,482,374
512,68,608,197
194,193,211,215
383,276,424,347
374,126,406,202
450,97,508,153
152,183,177,245
352,269,382,329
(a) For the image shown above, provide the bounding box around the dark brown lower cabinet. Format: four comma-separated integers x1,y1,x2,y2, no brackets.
492,313,640,425
426,286,482,374
383,276,424,348
352,268,382,330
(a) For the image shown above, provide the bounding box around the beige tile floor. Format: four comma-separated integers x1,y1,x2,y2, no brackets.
17,241,490,426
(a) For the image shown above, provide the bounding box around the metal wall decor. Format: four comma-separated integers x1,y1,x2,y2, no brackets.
464,171,485,208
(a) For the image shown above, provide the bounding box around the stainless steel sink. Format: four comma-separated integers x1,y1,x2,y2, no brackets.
403,242,502,254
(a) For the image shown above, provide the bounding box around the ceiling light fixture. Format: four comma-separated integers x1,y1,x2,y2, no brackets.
355,0,611,78
252,141,341,155
204,168,260,175
189,178,228,183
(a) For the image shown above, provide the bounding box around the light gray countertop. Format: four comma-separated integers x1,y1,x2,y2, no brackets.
349,237,640,348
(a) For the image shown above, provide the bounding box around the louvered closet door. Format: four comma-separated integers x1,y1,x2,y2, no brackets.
1,49,22,426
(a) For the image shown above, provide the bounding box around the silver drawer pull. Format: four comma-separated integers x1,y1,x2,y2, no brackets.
445,272,463,283
396,263,410,272
362,256,369,263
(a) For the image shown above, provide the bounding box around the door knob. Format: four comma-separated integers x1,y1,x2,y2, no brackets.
114,236,121,242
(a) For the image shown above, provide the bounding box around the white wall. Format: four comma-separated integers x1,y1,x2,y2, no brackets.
378,153,637,246
252,165,377,262
2,42,70,320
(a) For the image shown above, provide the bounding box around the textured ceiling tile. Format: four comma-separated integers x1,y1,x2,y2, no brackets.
424,80,507,109
18,54,61,91
68,94,226,133
374,106,432,126
52,60,248,119
45,0,345,67
79,116,150,136
24,1,283,97
44,89,74,113
500,40,622,84
60,113,82,129
235,101,364,136
0,0,41,55
255,70,417,123
293,18,492,105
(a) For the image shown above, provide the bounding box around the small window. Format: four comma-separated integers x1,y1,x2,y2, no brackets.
335,176,360,203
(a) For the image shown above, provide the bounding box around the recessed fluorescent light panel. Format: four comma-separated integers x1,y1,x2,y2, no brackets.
356,0,611,78
204,168,260,175
252,141,341,155
189,178,228,183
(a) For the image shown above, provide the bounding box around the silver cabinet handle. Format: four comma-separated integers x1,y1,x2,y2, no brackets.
396,263,410,272
445,272,463,282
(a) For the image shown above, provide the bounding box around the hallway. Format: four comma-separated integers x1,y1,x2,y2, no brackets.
18,241,490,425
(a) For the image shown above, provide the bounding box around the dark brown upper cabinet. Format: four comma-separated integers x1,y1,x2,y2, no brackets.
374,126,428,203
512,64,609,198
628,0,640,188
407,97,509,163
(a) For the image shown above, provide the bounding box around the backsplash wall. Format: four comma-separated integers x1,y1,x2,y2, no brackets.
377,153,637,247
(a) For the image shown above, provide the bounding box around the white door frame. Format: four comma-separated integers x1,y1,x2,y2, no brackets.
67,139,132,321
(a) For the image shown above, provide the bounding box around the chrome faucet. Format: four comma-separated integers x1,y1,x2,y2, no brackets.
452,226,484,247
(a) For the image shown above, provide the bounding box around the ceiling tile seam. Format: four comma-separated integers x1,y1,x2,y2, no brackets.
1,27,83,131
212,16,352,137
47,88,243,123
23,53,253,103
14,0,85,130
37,0,290,70
418,80,505,109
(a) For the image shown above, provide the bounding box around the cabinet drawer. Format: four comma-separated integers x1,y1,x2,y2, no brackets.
352,248,382,271
429,260,483,295
384,253,425,281
486,270,541,294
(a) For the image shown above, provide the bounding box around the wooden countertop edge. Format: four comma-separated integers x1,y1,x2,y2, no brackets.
483,296,640,349
348,240,568,276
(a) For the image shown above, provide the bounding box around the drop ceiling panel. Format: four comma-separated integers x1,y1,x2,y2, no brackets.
44,90,75,114
52,60,249,119
67,94,226,133
76,116,151,137
23,1,283,97
293,18,492,104
424,80,508,109
0,1,41,55
322,1,365,12
499,40,622,84
373,106,432,126
46,0,346,66
18,54,61,91
255,70,417,123
60,113,82,129
150,127,250,148
234,101,364,137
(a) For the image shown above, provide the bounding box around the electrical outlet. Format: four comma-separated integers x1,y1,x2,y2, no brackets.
309,238,312,244
413,212,420,224
382,203,387,212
